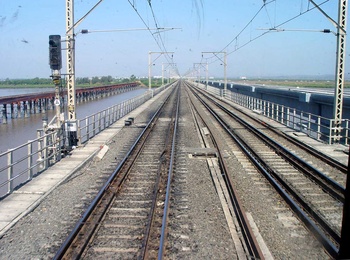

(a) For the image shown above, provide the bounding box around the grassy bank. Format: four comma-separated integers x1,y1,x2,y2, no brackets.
234,79,350,88
0,78,164,89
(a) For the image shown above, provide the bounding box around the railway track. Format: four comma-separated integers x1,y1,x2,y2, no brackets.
54,84,180,259
52,79,346,259
186,81,346,258
183,86,264,259
54,81,268,259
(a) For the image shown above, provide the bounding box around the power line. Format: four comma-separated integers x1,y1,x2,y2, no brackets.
146,0,176,66
203,0,274,63
203,0,331,65
128,0,177,74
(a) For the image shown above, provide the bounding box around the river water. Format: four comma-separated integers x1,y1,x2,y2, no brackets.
0,87,147,154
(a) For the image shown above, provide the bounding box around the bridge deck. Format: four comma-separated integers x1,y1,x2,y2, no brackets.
0,86,348,238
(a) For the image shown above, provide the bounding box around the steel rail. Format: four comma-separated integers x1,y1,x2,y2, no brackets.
195,85,345,202
184,81,264,259
54,86,176,259
157,84,180,259
202,86,348,174
139,84,180,259
216,98,344,202
188,84,339,258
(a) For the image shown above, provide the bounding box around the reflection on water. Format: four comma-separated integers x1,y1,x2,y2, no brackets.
0,88,147,153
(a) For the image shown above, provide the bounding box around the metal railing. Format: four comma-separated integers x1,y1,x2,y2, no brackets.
0,130,63,198
202,84,350,145
78,90,154,144
0,85,170,199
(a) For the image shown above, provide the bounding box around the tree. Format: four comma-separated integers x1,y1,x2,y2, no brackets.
130,74,136,81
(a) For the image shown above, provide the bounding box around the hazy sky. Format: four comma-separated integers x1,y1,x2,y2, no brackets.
0,0,348,79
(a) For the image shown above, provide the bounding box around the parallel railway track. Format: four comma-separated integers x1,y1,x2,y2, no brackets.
53,79,347,259
55,81,267,259
184,84,264,259
186,81,346,258
55,84,179,259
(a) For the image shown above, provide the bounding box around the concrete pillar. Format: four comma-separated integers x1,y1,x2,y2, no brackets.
33,100,37,114
24,101,30,118
2,104,7,124
41,99,47,114
11,103,15,119
17,102,22,118
47,98,53,110
30,100,34,114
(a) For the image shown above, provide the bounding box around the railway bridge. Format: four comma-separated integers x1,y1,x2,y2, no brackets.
0,81,349,259
0,82,139,123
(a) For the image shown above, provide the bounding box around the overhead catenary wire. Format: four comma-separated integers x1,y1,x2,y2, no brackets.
147,0,175,64
203,0,275,62
226,0,331,57
202,0,331,66
128,0,178,76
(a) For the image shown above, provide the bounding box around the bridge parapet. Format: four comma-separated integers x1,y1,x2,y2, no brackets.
202,81,350,145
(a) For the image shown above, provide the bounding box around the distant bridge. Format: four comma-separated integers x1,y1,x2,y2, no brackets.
0,82,140,123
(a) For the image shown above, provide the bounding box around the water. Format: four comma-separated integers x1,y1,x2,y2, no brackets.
0,88,147,153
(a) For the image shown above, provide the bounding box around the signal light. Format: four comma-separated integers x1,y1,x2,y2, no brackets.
49,35,62,70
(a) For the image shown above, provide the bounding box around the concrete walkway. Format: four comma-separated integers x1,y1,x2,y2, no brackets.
0,85,348,238
0,89,170,237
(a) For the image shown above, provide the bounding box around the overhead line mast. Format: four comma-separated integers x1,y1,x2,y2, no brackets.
332,0,347,142
310,0,348,142
66,0,78,147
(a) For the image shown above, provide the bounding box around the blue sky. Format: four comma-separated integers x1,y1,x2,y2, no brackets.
0,0,348,79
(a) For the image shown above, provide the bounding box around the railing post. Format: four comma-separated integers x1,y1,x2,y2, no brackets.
317,117,321,141
281,106,284,124
329,119,334,144
112,105,116,123
43,134,48,170
116,104,120,120
293,109,296,129
92,114,96,137
263,101,266,116
86,117,89,141
7,149,13,194
27,141,33,180
77,120,81,146
98,113,101,133
108,108,112,126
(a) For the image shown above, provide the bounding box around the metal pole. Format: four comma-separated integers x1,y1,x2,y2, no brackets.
202,51,227,96
224,51,227,98
148,51,174,90
206,62,208,89
168,69,170,84
332,0,347,142
198,64,201,83
338,146,350,258
162,62,164,86
148,51,152,90
66,0,78,146
52,70,61,128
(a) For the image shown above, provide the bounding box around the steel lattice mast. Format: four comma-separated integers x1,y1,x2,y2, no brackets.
66,0,78,146
333,0,347,142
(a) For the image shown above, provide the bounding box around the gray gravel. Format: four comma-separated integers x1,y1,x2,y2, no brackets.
0,84,333,259
0,91,166,259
